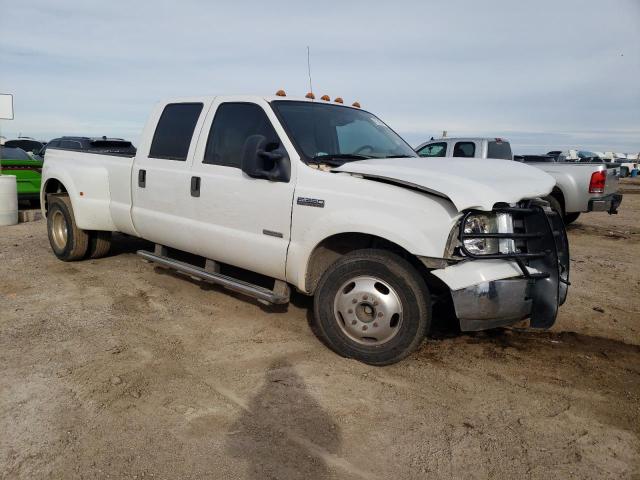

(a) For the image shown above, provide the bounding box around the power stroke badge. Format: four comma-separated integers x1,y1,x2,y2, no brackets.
297,197,325,208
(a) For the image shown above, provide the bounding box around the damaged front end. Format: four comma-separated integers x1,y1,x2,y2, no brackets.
432,199,570,331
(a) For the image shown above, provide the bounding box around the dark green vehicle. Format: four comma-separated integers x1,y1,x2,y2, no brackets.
0,146,43,202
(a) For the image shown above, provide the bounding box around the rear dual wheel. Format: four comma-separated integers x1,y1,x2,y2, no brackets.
47,195,112,261
313,249,431,365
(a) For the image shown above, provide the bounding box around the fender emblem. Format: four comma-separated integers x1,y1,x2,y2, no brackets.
297,197,325,208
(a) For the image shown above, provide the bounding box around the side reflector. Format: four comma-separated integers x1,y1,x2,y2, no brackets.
275,89,286,97
589,170,606,193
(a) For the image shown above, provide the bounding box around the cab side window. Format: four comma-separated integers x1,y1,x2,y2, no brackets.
203,103,280,168
149,102,203,161
453,142,476,158
417,142,447,157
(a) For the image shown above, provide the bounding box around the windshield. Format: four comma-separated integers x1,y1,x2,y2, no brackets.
271,101,417,164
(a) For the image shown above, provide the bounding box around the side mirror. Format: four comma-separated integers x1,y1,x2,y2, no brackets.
241,135,291,182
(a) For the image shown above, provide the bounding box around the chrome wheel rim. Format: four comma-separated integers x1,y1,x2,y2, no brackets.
333,276,403,346
51,210,68,250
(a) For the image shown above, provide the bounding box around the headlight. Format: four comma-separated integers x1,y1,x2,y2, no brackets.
462,212,515,255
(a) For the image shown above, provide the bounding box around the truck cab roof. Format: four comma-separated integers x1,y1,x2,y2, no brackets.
158,94,363,109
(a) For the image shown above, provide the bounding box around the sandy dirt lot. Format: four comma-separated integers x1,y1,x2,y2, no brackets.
1,186,639,479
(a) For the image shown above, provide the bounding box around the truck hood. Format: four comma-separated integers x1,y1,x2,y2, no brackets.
332,157,556,211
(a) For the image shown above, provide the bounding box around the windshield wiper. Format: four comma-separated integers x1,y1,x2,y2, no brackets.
309,153,376,166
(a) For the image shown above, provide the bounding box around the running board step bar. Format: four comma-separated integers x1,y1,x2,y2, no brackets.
137,249,290,304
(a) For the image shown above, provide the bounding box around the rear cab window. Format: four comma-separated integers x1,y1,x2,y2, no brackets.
487,140,513,160
149,103,203,160
417,142,447,157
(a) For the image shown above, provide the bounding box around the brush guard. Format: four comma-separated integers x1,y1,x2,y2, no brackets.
458,199,570,328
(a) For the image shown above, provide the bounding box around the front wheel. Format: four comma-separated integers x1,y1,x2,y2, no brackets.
313,249,431,365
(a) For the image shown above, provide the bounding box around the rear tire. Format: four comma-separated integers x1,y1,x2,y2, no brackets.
46,195,90,261
88,231,112,259
563,212,580,225
313,249,431,365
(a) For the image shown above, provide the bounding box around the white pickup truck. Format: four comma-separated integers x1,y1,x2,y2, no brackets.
416,137,623,224
41,94,569,365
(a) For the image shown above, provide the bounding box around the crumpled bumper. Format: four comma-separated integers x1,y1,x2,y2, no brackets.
432,201,570,331
450,278,532,331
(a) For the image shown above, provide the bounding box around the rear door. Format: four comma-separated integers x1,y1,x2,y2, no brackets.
131,101,208,253
186,98,295,280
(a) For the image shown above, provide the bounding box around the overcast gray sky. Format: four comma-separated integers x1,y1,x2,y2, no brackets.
1,0,639,154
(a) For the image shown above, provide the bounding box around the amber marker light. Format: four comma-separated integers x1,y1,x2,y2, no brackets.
275,89,287,97
305,92,315,99
334,97,344,104
320,95,330,101
352,101,361,108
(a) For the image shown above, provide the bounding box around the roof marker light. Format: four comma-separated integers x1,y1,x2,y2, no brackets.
334,97,344,104
275,89,287,97
320,95,330,101
305,92,315,99
352,101,361,108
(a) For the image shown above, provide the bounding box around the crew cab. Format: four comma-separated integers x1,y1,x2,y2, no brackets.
416,137,623,224
41,94,569,365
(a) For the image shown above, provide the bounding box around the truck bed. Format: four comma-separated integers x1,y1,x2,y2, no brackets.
523,161,620,213
41,148,137,234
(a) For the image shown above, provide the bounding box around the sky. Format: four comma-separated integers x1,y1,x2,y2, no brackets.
0,0,639,154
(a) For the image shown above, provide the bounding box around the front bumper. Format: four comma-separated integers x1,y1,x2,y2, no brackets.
433,200,570,331
451,278,531,331
588,193,623,214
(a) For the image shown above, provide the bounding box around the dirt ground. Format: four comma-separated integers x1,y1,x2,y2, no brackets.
1,185,639,479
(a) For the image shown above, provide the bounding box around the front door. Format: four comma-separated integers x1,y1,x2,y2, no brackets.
187,99,296,280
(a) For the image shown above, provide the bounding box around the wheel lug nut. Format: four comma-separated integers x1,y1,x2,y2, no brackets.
351,320,357,325
373,301,378,306
348,309,353,314
377,312,383,317
363,295,368,300
362,325,368,331
373,322,378,327
352,298,357,304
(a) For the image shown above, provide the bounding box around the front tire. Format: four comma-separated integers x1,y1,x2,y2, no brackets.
313,249,431,365
46,195,89,261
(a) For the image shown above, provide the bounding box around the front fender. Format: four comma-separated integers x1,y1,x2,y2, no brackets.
286,196,457,292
